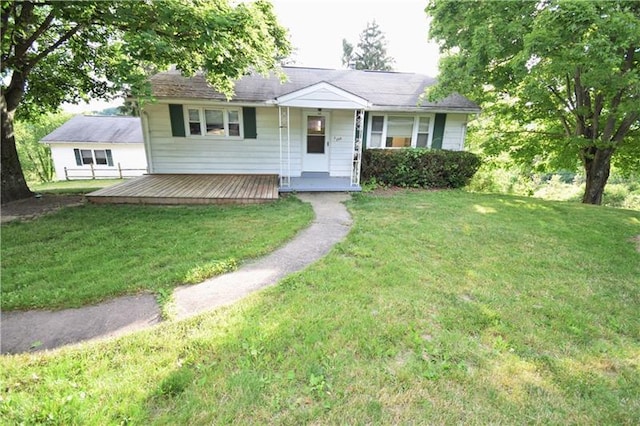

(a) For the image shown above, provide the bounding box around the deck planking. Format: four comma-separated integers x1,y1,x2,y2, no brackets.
87,174,279,205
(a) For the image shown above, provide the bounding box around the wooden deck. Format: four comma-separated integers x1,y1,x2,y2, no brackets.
86,174,279,205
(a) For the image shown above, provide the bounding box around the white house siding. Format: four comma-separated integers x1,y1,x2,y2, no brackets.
146,104,299,175
442,113,468,151
50,143,147,181
145,103,358,178
328,109,356,177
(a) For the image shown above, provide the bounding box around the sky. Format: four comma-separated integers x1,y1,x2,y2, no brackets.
271,0,441,75
64,0,441,113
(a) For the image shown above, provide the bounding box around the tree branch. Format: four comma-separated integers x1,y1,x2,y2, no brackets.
547,84,575,114
592,93,604,142
611,111,640,143
565,73,575,110
12,9,57,63
24,23,82,73
559,114,572,137
573,68,586,136
602,90,625,141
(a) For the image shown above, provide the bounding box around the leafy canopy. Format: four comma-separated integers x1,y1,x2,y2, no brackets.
1,0,291,118
342,21,394,71
427,0,640,174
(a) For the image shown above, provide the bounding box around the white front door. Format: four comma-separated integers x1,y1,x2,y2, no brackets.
302,112,330,172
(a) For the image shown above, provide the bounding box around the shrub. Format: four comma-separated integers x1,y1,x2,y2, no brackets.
361,148,481,189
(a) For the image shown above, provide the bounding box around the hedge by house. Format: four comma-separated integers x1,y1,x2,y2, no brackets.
361,149,481,188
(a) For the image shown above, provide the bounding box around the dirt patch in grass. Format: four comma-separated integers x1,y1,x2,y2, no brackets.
1,194,84,224
631,235,640,253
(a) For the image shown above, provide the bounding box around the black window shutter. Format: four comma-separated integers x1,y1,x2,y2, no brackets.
169,104,186,137
106,149,114,166
431,113,447,149
242,107,257,139
73,148,82,166
362,111,369,149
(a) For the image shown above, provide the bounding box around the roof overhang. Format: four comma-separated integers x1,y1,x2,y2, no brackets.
276,82,370,109
366,106,482,114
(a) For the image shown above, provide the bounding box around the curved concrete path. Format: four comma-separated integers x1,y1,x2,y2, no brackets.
0,193,352,355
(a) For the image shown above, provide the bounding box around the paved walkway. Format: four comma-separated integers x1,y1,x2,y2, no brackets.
0,193,352,355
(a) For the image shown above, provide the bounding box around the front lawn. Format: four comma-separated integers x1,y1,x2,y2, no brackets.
1,197,313,310
1,191,638,424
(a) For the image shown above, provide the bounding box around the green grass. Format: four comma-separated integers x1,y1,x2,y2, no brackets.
30,179,124,194
1,197,313,310
1,191,639,424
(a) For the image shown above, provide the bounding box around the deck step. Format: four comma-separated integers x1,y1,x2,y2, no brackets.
300,172,330,178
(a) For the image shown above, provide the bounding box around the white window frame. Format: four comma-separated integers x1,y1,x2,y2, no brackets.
366,114,435,149
75,148,114,166
184,106,244,139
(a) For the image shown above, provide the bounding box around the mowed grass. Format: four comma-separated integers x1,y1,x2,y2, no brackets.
1,191,639,424
1,197,313,310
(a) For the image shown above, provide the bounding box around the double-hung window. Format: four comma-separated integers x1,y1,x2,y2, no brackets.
186,107,242,138
74,149,113,166
367,115,433,149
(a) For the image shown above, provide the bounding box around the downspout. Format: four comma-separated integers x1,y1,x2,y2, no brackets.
141,108,153,174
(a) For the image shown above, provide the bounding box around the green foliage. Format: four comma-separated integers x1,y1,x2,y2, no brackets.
2,0,291,117
341,21,394,70
427,0,640,203
13,113,72,184
466,165,640,210
361,149,481,188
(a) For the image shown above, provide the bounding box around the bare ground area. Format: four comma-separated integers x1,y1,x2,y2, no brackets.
1,194,85,224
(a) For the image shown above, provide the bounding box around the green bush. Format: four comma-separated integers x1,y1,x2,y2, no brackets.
361,148,481,189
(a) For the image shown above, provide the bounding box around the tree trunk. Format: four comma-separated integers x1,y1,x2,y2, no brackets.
581,146,613,205
1,94,33,204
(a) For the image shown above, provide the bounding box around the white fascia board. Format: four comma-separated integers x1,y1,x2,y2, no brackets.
366,106,481,114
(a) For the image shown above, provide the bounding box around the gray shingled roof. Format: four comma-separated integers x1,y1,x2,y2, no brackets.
150,66,480,112
41,115,143,144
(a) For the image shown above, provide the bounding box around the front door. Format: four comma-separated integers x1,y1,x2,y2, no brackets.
303,112,330,172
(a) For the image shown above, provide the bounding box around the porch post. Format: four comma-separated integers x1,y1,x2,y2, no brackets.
351,109,364,186
278,106,291,188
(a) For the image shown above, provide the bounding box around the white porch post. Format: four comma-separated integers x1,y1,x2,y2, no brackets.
279,106,291,187
351,109,364,186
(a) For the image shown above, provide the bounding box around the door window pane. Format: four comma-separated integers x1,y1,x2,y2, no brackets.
386,116,413,148
307,136,325,153
80,149,93,165
205,109,224,135
94,150,108,165
307,116,325,135
307,116,325,153
188,109,201,135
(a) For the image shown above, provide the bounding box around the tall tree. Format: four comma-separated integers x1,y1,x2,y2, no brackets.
342,21,394,71
14,112,71,184
1,0,290,203
427,0,640,205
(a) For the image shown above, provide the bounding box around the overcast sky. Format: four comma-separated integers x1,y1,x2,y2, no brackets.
271,0,441,75
64,0,440,113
